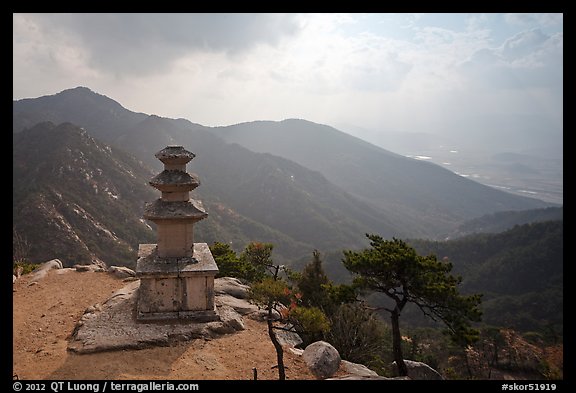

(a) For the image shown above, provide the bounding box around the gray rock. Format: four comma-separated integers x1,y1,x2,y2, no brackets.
392,359,443,380
214,277,250,299
90,258,108,270
55,268,76,275
207,323,236,335
341,360,379,377
29,259,63,282
40,259,63,269
247,307,282,321
289,347,304,356
74,264,105,273
215,294,259,315
108,266,136,279
303,341,341,379
275,324,303,348
217,305,245,331
103,280,140,307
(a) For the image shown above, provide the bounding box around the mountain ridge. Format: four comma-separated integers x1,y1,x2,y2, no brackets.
212,118,554,232
447,207,563,239
13,120,405,266
13,87,558,266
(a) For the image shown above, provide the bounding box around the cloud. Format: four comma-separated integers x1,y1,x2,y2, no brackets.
13,14,100,98
248,17,415,95
14,13,302,76
500,28,549,61
13,12,562,155
341,43,413,92
460,29,562,89
505,13,563,28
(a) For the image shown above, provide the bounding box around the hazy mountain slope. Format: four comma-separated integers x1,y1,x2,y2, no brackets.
213,119,553,235
13,89,413,259
448,207,563,238
13,121,410,267
13,87,554,250
13,122,156,266
12,121,325,266
115,115,409,250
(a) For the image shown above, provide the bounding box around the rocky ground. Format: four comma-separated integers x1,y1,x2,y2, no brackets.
13,268,330,380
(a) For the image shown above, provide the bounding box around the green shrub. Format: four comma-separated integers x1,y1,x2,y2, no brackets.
13,261,40,276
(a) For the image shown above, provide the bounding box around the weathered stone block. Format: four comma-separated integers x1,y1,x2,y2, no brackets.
136,243,219,321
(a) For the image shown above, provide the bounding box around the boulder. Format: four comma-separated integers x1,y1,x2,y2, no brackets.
13,275,17,284
29,259,63,282
215,294,259,315
303,341,341,379
340,360,379,377
289,347,304,356
74,264,105,273
108,266,136,279
217,305,245,332
247,308,282,322
391,359,443,380
214,277,250,299
37,259,63,270
55,268,76,275
90,258,108,270
275,324,303,348
103,280,140,307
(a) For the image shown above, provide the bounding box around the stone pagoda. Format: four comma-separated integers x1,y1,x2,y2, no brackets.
136,145,219,321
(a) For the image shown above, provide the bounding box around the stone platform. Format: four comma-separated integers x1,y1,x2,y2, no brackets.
136,243,219,321
68,280,246,354
68,277,305,354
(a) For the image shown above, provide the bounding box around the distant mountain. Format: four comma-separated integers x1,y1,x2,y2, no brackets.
212,119,554,235
11,122,325,266
447,207,563,238
13,86,148,141
12,87,556,266
14,91,411,264
106,115,410,254
336,123,455,155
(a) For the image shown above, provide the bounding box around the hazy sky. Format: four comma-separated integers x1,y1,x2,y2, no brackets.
13,13,563,153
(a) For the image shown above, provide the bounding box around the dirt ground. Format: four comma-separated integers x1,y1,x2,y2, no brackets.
12,269,320,380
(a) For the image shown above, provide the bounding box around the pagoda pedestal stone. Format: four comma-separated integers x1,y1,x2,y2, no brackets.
136,244,219,321
135,146,219,321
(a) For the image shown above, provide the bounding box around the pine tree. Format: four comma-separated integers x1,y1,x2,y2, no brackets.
210,242,240,278
298,250,330,309
343,234,482,376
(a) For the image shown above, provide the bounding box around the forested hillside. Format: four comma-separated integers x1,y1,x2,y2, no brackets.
407,220,563,332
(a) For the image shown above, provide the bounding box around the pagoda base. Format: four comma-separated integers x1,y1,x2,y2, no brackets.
136,305,220,322
135,243,220,322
